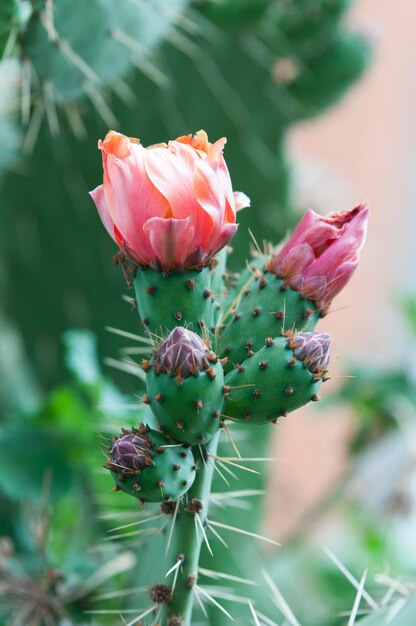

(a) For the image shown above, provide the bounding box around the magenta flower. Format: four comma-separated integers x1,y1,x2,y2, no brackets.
90,130,250,271
267,203,369,312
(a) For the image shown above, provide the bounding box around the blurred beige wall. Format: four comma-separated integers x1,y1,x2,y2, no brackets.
265,0,416,539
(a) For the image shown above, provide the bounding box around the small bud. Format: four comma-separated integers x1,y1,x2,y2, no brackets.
291,332,331,373
156,327,211,378
109,433,153,476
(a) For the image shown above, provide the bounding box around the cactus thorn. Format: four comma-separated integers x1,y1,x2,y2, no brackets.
265,337,274,346
275,310,284,319
146,286,155,295
251,389,261,398
288,357,296,367
173,465,181,472
284,386,295,395
206,367,216,380
252,306,261,317
187,279,195,290
233,312,241,321
112,485,120,491
155,393,164,403
142,394,150,404
195,399,203,410
175,311,183,321
259,361,268,369
141,359,152,372
203,289,211,299
236,364,245,372
222,385,231,394
244,412,252,420
188,574,196,588
180,451,188,458
311,394,321,401
177,421,184,430
142,318,149,326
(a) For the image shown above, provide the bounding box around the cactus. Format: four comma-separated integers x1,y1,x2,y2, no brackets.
145,328,225,445
107,426,196,502
219,273,321,369
90,126,368,626
133,266,216,336
223,332,330,424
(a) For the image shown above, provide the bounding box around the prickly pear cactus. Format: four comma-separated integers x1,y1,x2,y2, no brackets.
89,128,368,625
108,426,196,502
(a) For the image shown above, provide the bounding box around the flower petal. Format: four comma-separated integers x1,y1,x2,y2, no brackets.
234,191,251,211
89,184,116,242
143,216,197,271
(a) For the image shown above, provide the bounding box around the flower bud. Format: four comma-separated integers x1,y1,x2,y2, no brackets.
156,327,212,378
267,203,369,312
109,433,153,476
291,332,331,373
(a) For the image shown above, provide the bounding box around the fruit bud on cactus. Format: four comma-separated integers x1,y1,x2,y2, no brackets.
223,332,331,424
106,427,196,502
90,129,250,272
267,203,369,313
145,329,225,445
290,332,331,373
156,327,212,378
109,432,153,476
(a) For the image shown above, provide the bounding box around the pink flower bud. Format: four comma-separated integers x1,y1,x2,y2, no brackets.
267,203,369,312
90,130,250,271
291,332,331,373
156,327,211,378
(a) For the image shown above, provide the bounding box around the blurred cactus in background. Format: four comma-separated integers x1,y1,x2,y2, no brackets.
0,0,369,389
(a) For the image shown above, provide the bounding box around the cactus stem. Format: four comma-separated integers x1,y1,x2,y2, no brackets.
157,433,219,625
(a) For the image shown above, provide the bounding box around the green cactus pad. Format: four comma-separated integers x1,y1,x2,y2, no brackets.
146,362,225,445
223,336,323,424
109,428,196,502
20,0,187,103
134,266,215,338
218,271,320,369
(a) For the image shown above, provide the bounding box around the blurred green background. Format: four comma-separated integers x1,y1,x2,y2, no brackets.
1,1,416,625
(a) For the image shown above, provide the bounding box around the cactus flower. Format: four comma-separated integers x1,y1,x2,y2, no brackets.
267,203,369,312
156,327,212,378
90,129,250,271
291,332,331,373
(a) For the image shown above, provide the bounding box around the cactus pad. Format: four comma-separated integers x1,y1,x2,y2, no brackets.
134,266,215,338
107,426,196,502
219,270,320,369
223,334,328,424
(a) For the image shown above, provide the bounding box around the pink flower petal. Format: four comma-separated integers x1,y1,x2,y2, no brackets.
143,216,197,270
144,141,201,220
234,191,251,211
89,184,116,241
